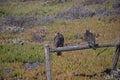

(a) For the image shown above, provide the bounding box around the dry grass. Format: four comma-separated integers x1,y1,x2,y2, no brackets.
48,15,120,43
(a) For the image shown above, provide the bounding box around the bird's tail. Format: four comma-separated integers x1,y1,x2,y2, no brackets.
57,51,62,56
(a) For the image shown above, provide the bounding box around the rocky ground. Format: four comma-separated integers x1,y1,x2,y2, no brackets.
101,69,120,80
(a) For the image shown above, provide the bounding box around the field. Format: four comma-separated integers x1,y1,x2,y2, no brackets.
0,0,120,80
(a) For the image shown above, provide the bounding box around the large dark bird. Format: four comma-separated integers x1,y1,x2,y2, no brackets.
84,30,96,50
54,32,64,56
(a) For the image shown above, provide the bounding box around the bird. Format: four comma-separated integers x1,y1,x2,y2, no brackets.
54,32,64,56
84,30,96,50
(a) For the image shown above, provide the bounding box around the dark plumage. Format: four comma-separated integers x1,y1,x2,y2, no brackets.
54,32,64,56
84,30,96,50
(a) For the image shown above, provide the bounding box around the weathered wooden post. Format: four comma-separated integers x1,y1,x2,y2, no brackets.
45,44,52,80
111,39,120,71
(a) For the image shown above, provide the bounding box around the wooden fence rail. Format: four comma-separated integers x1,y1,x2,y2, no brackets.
45,41,120,80
50,42,120,52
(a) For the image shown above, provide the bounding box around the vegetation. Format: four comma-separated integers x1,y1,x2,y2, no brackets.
0,1,73,17
0,0,120,80
0,44,45,63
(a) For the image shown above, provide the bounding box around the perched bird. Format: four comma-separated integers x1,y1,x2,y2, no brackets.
54,32,64,56
84,30,96,50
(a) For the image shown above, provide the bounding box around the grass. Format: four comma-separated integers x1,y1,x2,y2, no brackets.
0,62,46,80
0,15,120,80
0,43,46,79
46,16,120,80
0,0,120,79
84,2,114,11
0,1,73,17
0,0,85,17
51,48,117,80
0,44,45,63
47,15,120,43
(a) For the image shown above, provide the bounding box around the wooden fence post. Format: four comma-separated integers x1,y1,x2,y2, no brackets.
45,44,52,80
111,46,120,70
111,39,120,71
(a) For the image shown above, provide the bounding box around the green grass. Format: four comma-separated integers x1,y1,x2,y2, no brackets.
0,44,45,63
0,43,46,79
0,1,72,17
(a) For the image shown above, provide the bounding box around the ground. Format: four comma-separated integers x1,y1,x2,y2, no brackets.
0,0,120,80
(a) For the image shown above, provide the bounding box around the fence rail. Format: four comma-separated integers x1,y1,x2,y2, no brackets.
50,42,120,52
